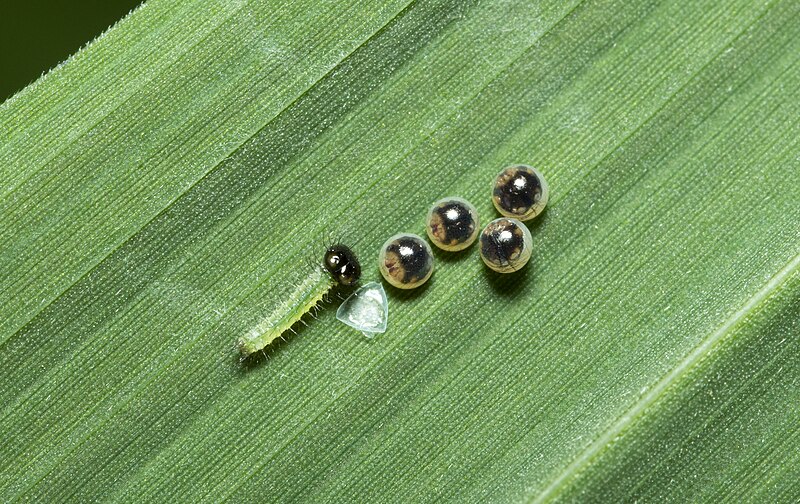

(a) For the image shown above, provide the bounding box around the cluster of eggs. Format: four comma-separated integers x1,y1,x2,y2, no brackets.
378,165,548,289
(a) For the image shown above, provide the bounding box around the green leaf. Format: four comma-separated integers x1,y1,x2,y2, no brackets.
1,0,799,501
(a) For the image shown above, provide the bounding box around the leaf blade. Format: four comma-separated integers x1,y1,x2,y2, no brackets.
1,0,798,502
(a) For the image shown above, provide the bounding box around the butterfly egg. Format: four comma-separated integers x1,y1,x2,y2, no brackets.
425,197,480,251
492,165,549,221
479,217,533,273
379,233,434,289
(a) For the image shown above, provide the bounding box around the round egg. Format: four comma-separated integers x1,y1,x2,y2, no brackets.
379,233,434,289
425,197,480,251
492,165,549,221
479,218,532,273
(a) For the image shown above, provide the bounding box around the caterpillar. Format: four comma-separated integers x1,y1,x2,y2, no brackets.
237,244,361,358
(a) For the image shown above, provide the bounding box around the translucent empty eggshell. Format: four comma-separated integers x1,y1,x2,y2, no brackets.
336,282,388,338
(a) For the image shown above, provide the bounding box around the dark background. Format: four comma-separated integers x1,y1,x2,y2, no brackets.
1,0,143,103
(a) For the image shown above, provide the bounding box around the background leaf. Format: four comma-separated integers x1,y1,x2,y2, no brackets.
1,0,799,502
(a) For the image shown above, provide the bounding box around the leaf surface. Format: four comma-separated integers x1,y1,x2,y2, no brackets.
1,0,798,502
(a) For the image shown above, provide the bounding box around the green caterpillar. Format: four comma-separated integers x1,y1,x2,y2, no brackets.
237,244,361,358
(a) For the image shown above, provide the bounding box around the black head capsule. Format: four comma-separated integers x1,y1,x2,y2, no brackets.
324,244,361,286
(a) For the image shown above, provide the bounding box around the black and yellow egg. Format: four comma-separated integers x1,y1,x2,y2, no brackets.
492,165,549,221
425,197,480,252
479,218,532,273
379,233,433,289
